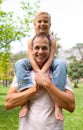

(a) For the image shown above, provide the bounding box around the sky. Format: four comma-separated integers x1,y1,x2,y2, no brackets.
2,0,83,53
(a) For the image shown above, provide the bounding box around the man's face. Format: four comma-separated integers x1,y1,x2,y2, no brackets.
32,36,50,68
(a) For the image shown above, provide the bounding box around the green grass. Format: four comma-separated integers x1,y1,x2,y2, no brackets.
0,84,83,130
64,84,83,130
0,85,19,130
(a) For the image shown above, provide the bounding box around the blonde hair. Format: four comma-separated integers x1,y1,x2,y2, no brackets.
34,11,51,22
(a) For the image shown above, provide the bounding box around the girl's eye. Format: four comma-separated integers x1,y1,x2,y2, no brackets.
38,20,48,23
38,20,41,23
44,20,48,23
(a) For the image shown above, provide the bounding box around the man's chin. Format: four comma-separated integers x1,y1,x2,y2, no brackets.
37,61,44,68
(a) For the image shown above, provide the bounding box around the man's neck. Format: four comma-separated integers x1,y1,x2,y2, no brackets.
37,62,44,69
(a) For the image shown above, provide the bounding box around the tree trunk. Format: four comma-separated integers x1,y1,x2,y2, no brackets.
3,79,8,87
74,79,79,88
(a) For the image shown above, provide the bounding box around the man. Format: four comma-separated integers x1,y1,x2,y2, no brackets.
5,33,75,130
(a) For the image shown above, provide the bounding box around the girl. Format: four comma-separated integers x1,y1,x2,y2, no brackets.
15,12,67,120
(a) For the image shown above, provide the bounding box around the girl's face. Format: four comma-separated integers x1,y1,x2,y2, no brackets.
34,14,51,34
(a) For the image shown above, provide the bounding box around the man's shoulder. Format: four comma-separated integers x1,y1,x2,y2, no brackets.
11,76,18,88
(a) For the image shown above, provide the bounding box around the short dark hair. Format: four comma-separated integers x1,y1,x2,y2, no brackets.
32,32,51,47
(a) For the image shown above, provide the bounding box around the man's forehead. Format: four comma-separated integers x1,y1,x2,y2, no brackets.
33,37,49,43
32,33,51,47
32,38,49,48
33,43,49,47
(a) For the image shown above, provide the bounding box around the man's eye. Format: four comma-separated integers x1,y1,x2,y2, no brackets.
35,46,39,50
42,47,48,50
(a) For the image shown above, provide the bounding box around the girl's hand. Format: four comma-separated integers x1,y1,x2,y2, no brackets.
36,84,43,91
35,69,41,73
35,72,51,88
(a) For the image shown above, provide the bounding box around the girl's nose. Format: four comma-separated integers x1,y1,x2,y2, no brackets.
41,22,44,25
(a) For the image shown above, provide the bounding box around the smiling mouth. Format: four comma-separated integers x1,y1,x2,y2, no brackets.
40,26,47,30
37,55,45,60
37,55,44,59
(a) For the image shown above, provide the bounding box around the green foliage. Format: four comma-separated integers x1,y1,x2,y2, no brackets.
19,0,40,34
0,10,26,51
0,0,2,4
68,60,83,87
0,0,40,85
0,0,40,51
0,8,25,84
0,52,14,85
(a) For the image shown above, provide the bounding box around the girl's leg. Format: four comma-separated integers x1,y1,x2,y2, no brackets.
15,58,33,91
19,103,29,118
15,58,33,118
55,103,64,121
51,58,67,120
51,58,67,91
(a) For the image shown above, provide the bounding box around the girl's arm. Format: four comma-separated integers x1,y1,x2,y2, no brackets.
41,36,56,73
28,38,40,72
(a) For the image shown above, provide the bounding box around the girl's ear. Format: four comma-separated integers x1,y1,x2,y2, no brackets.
34,21,36,26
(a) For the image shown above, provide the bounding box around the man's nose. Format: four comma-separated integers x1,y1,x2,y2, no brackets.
39,48,43,53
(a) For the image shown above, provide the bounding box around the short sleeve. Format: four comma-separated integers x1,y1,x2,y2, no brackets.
11,76,18,88
65,77,73,92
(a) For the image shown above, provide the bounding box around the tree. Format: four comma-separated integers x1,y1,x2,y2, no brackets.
65,43,83,63
0,0,40,86
68,60,83,88
0,0,2,4
72,43,83,60
0,0,40,51
19,0,40,35
0,52,14,86
0,9,26,86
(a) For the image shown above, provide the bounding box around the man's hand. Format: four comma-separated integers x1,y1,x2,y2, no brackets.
35,72,51,88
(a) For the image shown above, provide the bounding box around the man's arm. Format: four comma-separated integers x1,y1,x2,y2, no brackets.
5,86,37,110
35,72,75,112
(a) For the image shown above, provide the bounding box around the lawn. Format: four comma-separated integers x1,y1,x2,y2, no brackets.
0,84,83,130
0,85,19,130
64,84,83,130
